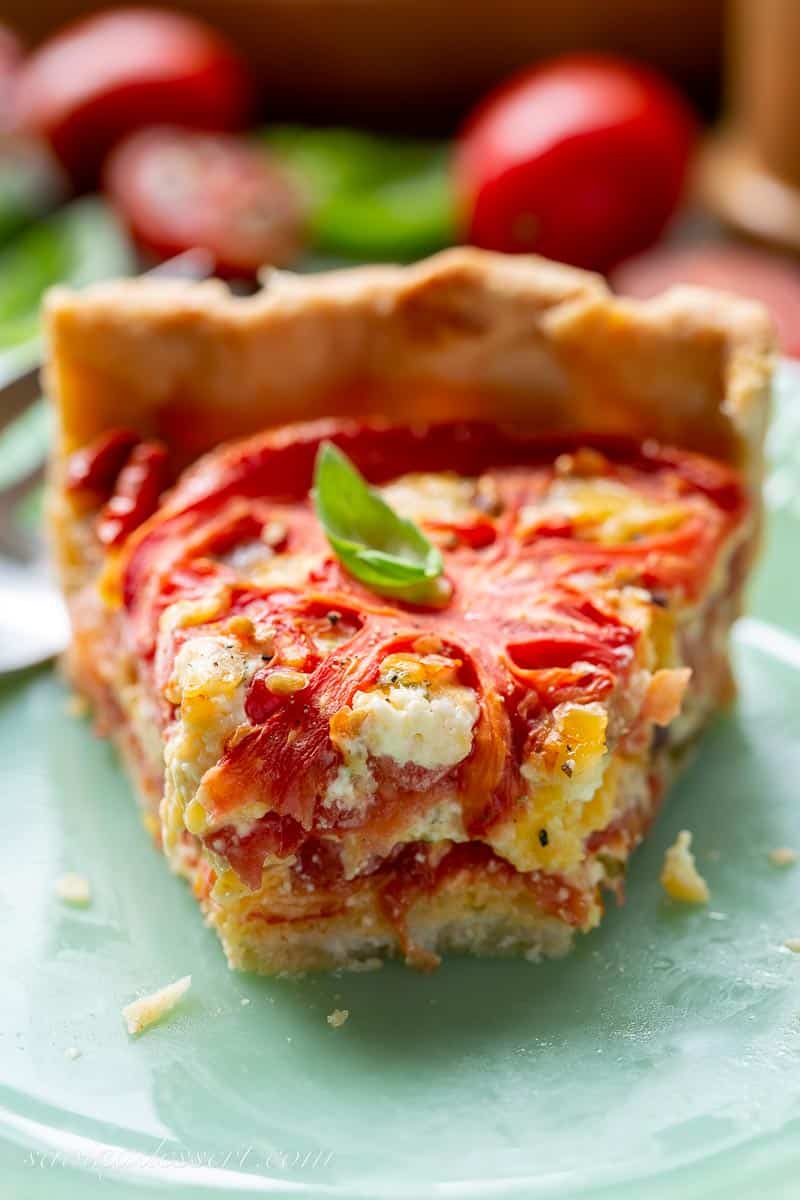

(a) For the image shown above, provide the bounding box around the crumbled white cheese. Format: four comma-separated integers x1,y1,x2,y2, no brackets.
327,1008,349,1028
769,847,798,867
122,975,192,1035
350,682,479,770
64,1046,82,1060
54,873,91,906
660,830,710,904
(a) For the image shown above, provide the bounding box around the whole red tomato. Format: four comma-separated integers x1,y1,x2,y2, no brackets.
455,54,697,273
13,7,253,186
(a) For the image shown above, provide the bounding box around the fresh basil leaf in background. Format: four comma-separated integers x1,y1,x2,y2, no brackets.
0,195,134,382
313,440,447,605
261,125,455,260
0,197,134,497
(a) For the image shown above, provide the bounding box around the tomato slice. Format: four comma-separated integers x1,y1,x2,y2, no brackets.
104,127,306,277
611,242,800,358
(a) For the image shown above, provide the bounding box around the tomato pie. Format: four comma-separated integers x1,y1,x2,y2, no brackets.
45,248,773,972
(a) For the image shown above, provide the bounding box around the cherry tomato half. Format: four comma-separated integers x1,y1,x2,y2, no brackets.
104,126,305,277
455,54,697,273
13,7,253,185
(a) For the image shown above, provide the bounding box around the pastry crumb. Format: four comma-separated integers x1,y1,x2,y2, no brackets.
327,1008,349,1028
784,938,800,953
769,847,798,867
122,975,192,1035
65,693,90,719
660,830,710,904
64,1046,81,1060
54,873,91,906
344,957,383,974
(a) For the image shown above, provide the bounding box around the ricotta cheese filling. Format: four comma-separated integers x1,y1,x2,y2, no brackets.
324,657,480,827
161,634,262,859
351,682,479,770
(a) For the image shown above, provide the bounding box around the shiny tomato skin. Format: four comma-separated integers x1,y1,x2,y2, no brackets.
455,54,697,273
104,126,305,276
13,8,252,185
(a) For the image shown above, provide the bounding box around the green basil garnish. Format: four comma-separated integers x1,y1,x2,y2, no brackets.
312,441,449,606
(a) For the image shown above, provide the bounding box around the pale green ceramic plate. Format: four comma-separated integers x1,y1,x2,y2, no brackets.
1,368,800,1200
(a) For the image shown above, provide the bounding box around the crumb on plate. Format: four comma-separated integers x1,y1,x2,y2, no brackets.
65,693,90,719
122,975,192,1036
64,1046,81,1060
769,847,798,867
327,1008,349,1028
784,938,800,953
660,830,710,904
240,997,251,1006
342,957,383,974
54,872,91,906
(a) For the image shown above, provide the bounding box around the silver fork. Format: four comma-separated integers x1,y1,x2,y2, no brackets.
0,249,215,675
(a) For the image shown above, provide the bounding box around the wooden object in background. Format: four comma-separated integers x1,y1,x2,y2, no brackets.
4,0,723,126
700,0,800,251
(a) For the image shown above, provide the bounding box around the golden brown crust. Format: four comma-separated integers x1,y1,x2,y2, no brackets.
44,246,774,480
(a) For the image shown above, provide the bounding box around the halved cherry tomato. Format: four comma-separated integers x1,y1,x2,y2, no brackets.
455,54,696,272
611,242,800,358
104,127,305,277
13,8,253,185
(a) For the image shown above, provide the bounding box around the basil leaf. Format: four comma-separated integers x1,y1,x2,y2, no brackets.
260,125,455,261
313,441,448,606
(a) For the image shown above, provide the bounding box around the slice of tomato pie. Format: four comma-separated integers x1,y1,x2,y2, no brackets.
45,249,773,972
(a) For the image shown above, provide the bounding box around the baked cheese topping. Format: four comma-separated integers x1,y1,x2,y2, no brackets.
87,420,748,925
518,476,690,544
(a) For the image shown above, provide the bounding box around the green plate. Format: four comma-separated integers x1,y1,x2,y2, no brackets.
2,367,800,1200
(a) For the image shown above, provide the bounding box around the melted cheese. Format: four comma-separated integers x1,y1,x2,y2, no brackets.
380,472,478,524
518,476,689,543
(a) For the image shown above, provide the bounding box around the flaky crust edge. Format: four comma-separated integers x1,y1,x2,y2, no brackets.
44,246,774,470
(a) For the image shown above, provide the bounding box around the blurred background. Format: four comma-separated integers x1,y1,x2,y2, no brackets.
3,0,800,368
3,0,800,666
